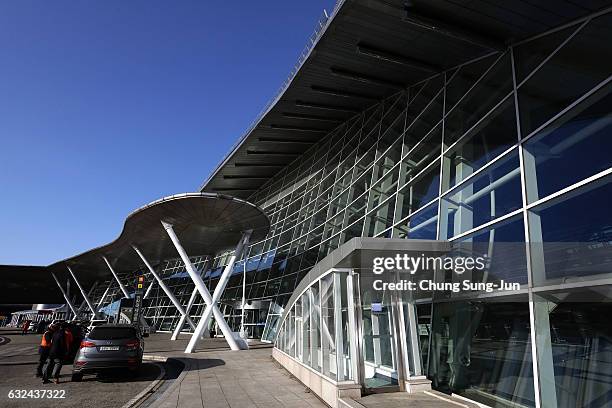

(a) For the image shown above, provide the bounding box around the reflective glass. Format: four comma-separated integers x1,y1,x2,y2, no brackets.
443,96,517,191
529,175,612,285
533,294,612,408
429,301,535,407
518,13,612,136
320,274,335,378
523,81,612,203
445,53,513,146
310,283,321,372
441,151,522,239
393,201,438,240
397,162,441,221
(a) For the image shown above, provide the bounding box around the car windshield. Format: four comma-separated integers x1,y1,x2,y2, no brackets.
89,327,136,340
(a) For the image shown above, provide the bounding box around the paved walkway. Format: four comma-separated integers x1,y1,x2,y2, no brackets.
143,333,480,408
144,333,326,408
345,391,481,408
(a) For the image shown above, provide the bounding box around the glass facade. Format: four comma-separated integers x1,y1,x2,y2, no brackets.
88,9,612,408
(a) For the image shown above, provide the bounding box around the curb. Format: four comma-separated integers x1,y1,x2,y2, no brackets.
120,356,167,408
144,355,191,408
0,360,37,366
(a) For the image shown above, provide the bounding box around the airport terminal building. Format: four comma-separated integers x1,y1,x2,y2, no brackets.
4,1,612,407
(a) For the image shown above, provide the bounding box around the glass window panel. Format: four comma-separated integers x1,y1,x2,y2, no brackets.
513,24,579,83
350,167,372,201
402,125,442,185
393,201,438,240
429,301,535,407
365,196,396,237
523,81,612,203
345,193,367,227
379,109,407,154
405,93,443,146
301,290,311,366
441,152,522,239
445,54,498,110
369,166,399,210
529,175,612,285
321,274,336,378
406,75,444,125
341,217,365,245
445,53,513,146
338,272,353,381
518,13,612,136
534,295,612,408
451,215,528,286
397,162,441,221
310,282,321,372
443,96,518,191
373,139,402,182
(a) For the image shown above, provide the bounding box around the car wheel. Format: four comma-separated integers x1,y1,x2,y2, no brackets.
71,373,83,382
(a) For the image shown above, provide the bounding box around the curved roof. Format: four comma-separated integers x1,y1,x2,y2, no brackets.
1,193,270,303
200,0,606,197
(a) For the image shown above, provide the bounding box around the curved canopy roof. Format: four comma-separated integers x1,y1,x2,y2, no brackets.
201,0,608,198
1,193,269,303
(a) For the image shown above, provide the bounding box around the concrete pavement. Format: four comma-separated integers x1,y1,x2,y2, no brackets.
143,333,326,408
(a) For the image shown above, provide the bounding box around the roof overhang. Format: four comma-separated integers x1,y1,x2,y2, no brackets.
0,193,270,303
200,0,609,198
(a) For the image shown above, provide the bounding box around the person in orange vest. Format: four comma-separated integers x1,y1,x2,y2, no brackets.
42,322,73,384
36,323,57,377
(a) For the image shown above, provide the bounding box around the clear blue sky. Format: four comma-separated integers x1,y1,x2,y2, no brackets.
0,1,335,265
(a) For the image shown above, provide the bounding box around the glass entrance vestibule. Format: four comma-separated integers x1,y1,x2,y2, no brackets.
274,266,434,394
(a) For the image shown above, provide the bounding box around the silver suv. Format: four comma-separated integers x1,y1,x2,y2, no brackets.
71,324,144,381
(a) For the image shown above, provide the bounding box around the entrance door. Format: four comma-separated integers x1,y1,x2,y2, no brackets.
356,272,403,393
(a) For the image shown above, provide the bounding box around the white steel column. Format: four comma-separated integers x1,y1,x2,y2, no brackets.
102,256,130,299
96,281,113,308
52,272,78,319
67,266,98,319
143,281,155,299
240,251,248,338
188,230,251,342
132,245,196,331
161,221,247,352
171,287,198,340
171,259,210,341
76,281,99,315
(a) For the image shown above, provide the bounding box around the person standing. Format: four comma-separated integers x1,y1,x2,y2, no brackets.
36,324,57,377
21,320,30,335
42,323,73,384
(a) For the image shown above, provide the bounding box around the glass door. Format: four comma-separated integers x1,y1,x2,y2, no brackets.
357,272,401,393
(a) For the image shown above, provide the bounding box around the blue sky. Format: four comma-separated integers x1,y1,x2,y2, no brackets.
0,1,335,265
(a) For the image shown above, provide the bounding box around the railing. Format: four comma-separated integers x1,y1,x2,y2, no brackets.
200,0,346,191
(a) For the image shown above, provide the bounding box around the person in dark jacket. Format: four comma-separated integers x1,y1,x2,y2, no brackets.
42,323,73,384
36,323,57,377
21,320,30,335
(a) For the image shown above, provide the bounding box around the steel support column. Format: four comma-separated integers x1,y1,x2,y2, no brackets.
76,281,99,315
143,281,155,299
192,231,251,336
96,281,113,309
132,245,196,331
102,256,130,299
67,266,98,319
161,221,248,352
171,259,210,341
51,272,78,319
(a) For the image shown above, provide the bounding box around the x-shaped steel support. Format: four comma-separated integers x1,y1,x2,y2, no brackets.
161,221,251,352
